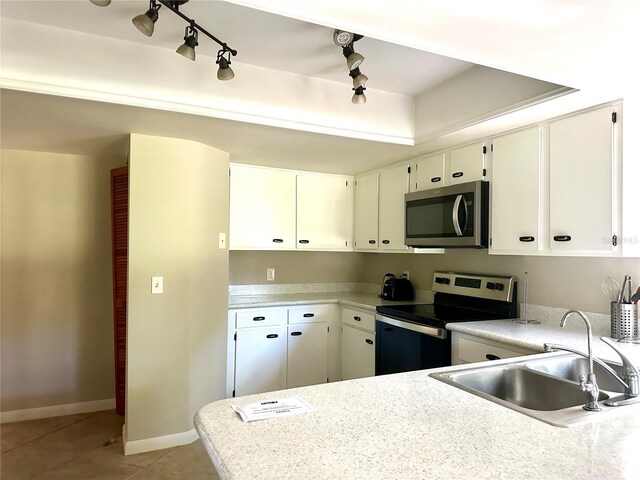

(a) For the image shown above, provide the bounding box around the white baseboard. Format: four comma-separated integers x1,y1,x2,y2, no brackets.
123,425,199,456
1,398,116,424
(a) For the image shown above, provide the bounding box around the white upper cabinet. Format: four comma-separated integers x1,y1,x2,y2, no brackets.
447,142,487,185
378,164,410,251
410,153,445,192
490,127,541,253
229,164,296,250
296,173,354,250
549,106,618,255
353,171,379,250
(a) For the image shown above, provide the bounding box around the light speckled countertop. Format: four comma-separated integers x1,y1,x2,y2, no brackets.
195,358,640,480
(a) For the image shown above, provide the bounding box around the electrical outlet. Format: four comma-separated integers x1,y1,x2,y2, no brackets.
266,267,276,282
218,232,226,249
403,271,410,280
151,276,163,294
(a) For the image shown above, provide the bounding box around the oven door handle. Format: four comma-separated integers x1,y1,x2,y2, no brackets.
452,194,467,236
375,315,446,339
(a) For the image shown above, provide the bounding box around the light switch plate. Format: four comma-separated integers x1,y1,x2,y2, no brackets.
218,232,226,249
152,276,163,294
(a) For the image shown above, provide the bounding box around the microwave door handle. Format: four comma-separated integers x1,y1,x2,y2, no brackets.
452,194,464,236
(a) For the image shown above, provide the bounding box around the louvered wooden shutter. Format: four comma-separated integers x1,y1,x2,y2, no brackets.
111,166,128,416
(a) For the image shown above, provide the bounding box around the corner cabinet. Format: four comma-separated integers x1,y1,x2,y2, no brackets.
296,173,353,250
229,164,296,250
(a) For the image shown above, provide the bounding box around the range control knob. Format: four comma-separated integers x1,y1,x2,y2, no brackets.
486,282,495,290
495,283,505,291
435,277,445,284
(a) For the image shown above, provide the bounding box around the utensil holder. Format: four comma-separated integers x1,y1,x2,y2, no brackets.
610,302,639,339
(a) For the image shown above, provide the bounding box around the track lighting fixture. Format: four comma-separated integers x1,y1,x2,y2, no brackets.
349,68,368,89
216,49,235,81
90,0,238,80
132,0,161,37
176,25,198,61
333,29,354,47
351,86,367,105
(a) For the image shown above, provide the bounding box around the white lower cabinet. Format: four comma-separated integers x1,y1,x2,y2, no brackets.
340,307,376,380
234,326,287,397
229,304,336,397
451,332,536,365
287,323,328,388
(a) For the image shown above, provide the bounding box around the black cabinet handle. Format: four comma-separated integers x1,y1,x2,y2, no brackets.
368,240,376,244
303,313,315,318
553,235,572,242
353,316,361,321
382,240,390,244
298,239,310,244
431,176,442,183
290,331,302,336
519,236,535,243
253,316,265,321
452,172,464,178
266,334,279,339
272,238,283,243
486,354,501,361
365,339,374,345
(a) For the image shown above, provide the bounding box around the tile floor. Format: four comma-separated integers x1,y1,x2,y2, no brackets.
0,410,219,480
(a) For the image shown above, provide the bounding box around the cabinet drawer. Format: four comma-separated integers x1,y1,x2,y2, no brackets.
454,333,534,364
288,305,333,324
341,307,375,332
235,308,287,329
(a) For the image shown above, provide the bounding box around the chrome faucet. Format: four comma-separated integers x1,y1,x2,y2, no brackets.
599,337,640,407
547,310,601,411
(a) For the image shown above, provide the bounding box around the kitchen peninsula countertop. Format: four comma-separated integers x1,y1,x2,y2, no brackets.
195,356,640,480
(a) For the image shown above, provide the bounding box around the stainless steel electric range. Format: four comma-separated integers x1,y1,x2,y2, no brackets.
375,271,518,376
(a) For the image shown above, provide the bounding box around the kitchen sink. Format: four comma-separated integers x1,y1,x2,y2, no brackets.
430,353,628,427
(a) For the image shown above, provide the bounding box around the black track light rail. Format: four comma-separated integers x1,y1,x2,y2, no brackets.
157,0,237,56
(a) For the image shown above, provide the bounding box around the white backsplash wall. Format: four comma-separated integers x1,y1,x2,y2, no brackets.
362,250,640,314
230,251,365,285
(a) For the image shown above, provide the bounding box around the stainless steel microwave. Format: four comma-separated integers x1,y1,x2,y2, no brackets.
404,180,489,248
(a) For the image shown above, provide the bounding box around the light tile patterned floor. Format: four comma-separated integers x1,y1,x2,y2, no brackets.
0,410,219,480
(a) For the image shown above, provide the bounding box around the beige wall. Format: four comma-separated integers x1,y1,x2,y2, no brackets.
229,251,364,285
363,251,640,314
1,149,125,412
126,135,229,443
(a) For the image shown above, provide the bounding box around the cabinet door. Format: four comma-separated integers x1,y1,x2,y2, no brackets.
411,153,445,192
229,165,296,249
378,164,410,251
296,174,353,250
490,127,541,253
447,142,486,185
287,324,328,388
549,107,616,254
234,326,286,396
354,171,379,250
341,325,375,380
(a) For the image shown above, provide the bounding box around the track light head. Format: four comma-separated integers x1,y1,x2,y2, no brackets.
352,86,367,105
176,25,198,61
342,44,364,71
216,50,235,81
132,1,160,37
89,0,111,6
333,29,354,47
349,68,368,88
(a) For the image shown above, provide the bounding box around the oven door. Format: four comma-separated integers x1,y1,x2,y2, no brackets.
375,315,451,376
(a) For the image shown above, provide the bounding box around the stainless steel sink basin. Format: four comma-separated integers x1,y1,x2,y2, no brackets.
430,353,625,427
445,366,609,411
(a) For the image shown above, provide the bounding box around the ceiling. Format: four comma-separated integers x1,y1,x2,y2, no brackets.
2,0,631,175
0,0,474,97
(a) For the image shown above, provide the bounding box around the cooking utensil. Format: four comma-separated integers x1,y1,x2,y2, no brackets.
619,275,632,303
602,276,621,302
631,287,640,305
